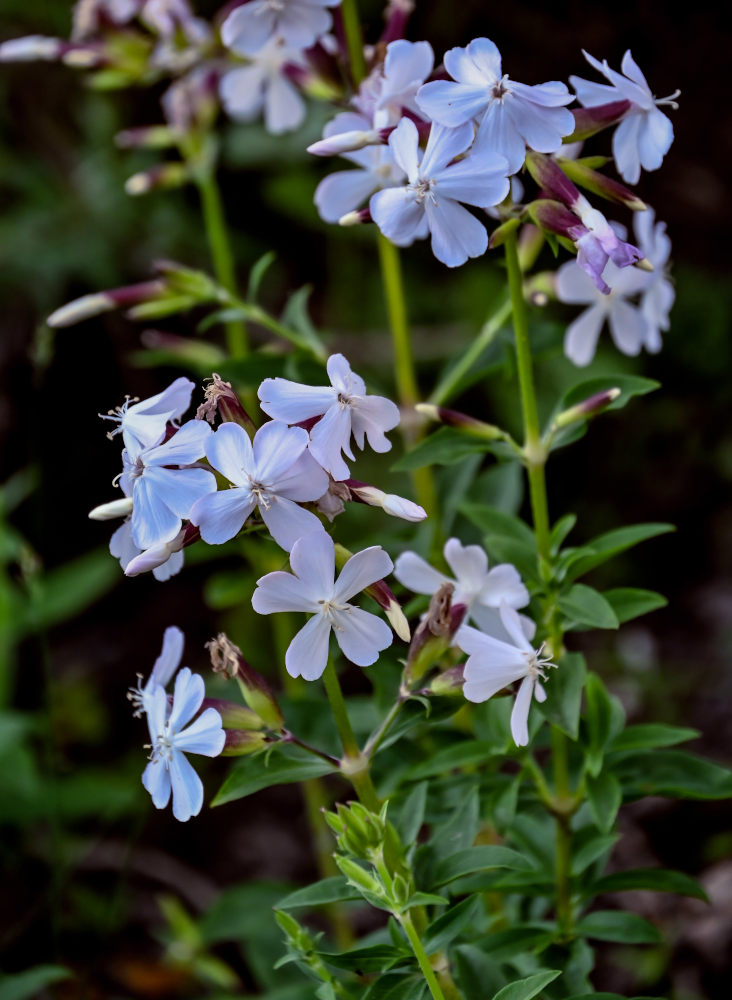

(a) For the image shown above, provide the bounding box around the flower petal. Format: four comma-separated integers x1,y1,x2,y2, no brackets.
510,676,534,746
425,197,487,268
206,422,253,485
168,667,205,732
370,186,426,248
335,546,393,603
144,419,211,467
258,377,336,424
150,626,184,689
253,421,308,484
142,759,171,809
261,496,326,552
334,606,393,665
563,303,606,367
286,613,332,680
175,707,225,757
308,403,353,481
169,750,204,822
290,530,335,596
131,474,183,550
315,168,381,224
252,570,320,614
143,466,217,520
190,487,256,545
393,551,449,595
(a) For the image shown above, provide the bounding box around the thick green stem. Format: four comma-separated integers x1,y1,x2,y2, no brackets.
322,661,380,811
399,912,447,1000
339,0,367,84
196,170,248,359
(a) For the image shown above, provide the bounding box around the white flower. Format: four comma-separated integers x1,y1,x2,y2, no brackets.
570,50,678,185
118,419,215,550
258,354,400,481
355,39,434,128
110,519,185,581
313,112,406,223
220,37,307,135
556,255,652,366
142,667,225,822
416,37,574,174
128,625,184,717
457,604,555,747
251,531,394,680
394,537,531,640
634,207,674,351
221,0,340,57
100,376,194,455
370,118,510,268
190,421,329,551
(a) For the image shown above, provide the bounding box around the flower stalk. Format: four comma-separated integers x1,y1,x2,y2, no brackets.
322,661,380,811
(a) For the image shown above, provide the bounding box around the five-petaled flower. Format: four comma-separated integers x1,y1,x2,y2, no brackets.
251,531,394,680
129,625,184,718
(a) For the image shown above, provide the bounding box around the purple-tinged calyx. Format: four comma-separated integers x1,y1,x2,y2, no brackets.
552,388,622,430
196,373,257,435
206,632,284,730
47,280,166,327
565,100,631,142
405,583,467,684
556,156,646,211
380,0,415,45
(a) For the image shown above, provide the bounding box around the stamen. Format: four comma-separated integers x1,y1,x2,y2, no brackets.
656,88,680,110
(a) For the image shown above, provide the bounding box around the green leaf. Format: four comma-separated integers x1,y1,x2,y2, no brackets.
571,834,618,875
454,944,504,999
18,548,120,636
608,724,699,753
539,652,587,740
394,782,428,847
422,896,481,954
318,945,407,972
584,673,625,777
576,910,662,944
559,374,660,413
589,868,708,902
276,877,359,910
0,966,71,1000
213,744,336,805
248,251,277,301
430,783,480,860
280,285,326,356
202,881,291,944
610,750,732,800
563,523,674,581
558,584,619,630
432,846,535,887
393,428,496,471
364,974,426,1000
492,969,561,1000
407,740,502,780
460,505,535,547
551,514,577,554
480,926,555,961
603,588,668,623
586,772,622,833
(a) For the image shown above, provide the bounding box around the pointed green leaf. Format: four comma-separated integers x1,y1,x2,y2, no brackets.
0,966,71,1000
422,896,481,953
603,588,668,623
364,974,426,1000
586,772,622,833
213,744,336,805
393,428,498,471
492,969,562,1000
563,523,674,581
460,505,536,547
539,652,587,740
558,584,619,630
407,740,502,780
276,877,359,910
432,846,535,887
576,910,662,943
610,750,732,800
589,868,708,902
608,724,699,753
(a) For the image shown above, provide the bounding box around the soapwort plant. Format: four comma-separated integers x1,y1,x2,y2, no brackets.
6,1,731,997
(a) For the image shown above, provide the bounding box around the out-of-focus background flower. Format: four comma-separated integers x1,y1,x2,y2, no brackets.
1,0,730,996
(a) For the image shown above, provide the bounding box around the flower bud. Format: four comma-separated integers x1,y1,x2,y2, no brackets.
88,497,133,521
346,481,426,522
429,664,465,696
565,100,631,143
405,584,466,684
556,156,647,211
307,128,383,156
335,856,386,901
124,527,198,577
488,216,521,249
202,697,265,730
153,260,222,300
338,208,372,227
525,152,581,209
0,35,64,62
415,403,505,440
380,0,415,44
115,126,179,149
196,373,257,434
552,388,622,430
47,280,166,328
206,632,284,730
124,162,189,196
221,730,268,756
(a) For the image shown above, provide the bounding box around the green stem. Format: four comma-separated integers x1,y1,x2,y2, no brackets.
399,912,447,1000
429,297,512,407
339,0,367,84
363,692,406,759
322,661,380,811
196,170,248,359
552,727,573,938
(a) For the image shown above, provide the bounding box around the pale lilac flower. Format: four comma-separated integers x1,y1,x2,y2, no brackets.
190,421,328,551
416,38,574,174
100,376,194,454
370,118,510,268
110,519,185,580
571,50,678,185
72,0,141,40
128,625,184,717
634,208,674,351
357,39,434,128
314,112,406,223
220,38,307,134
119,419,215,550
258,354,400,481
142,667,225,822
394,537,531,640
221,0,340,57
252,531,393,679
457,604,555,747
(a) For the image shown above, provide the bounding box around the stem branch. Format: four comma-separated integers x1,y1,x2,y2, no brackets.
322,661,380,810
399,912,447,1000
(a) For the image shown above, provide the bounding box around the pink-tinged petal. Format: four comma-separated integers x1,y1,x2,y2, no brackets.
264,72,305,135
151,626,184,688
370,187,426,248
131,475,182,550
169,751,204,821
510,676,535,746
206,422,253,485
607,298,648,357
444,539,488,592
261,497,326,552
564,304,607,367
258,377,336,424
142,759,171,809
387,117,420,182
334,606,392,665
612,114,643,184
286,614,332,680
383,39,434,93
274,451,330,502
220,65,265,121
475,102,527,175
168,667,205,732
335,546,393,603
323,110,372,138
394,551,449,595
556,260,599,305
289,530,335,596
253,421,308,484
145,419,211,467
498,603,533,652
144,466,217,520
174,707,225,757
421,122,474,177
308,404,353,481
479,564,529,609
575,234,611,293
252,570,320,614
463,659,526,703
276,2,331,48
416,80,489,128
425,198,488,268
190,488,256,545
637,108,673,173
315,169,380,223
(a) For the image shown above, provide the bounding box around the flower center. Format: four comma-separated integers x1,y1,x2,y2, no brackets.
99,395,139,441
318,598,352,629
523,642,557,682
249,479,272,510
491,74,511,100
408,176,436,206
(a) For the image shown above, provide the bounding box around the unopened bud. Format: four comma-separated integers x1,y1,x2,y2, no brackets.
429,663,465,696
47,280,166,328
116,126,178,149
527,199,584,241
153,260,222,299
61,46,104,68
346,481,426,522
206,632,284,729
565,100,631,143
221,729,268,756
307,128,383,157
125,526,198,577
380,0,415,44
488,216,521,249
0,35,63,62
335,856,385,900
526,152,581,209
88,497,133,521
139,329,225,367
415,403,505,440
124,162,188,196
556,156,647,212
338,208,372,227
553,388,622,430
201,697,264,730
196,373,257,433
635,257,655,272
